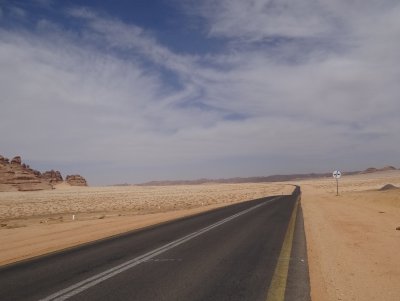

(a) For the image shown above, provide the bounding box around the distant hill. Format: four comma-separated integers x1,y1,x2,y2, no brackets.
137,171,366,186
360,166,397,174
137,166,399,186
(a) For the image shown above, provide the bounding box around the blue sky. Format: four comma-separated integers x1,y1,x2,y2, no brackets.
1,0,400,185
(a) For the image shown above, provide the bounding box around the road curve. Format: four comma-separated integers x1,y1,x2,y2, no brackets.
0,188,309,301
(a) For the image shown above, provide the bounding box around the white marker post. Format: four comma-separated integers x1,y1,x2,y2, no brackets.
333,170,342,196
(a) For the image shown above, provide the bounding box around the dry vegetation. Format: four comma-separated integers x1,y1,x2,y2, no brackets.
0,183,294,221
0,183,294,266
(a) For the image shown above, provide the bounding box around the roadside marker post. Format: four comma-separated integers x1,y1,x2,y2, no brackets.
333,170,341,196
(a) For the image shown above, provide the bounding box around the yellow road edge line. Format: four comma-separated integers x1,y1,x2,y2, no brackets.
266,198,299,301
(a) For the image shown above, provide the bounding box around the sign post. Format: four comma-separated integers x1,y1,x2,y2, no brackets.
333,170,341,196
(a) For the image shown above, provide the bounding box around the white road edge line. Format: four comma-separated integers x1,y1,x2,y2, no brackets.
39,196,281,301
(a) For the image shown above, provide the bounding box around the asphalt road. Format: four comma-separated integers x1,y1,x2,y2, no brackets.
0,188,310,301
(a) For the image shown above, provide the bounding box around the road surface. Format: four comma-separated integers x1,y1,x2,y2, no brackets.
0,187,309,301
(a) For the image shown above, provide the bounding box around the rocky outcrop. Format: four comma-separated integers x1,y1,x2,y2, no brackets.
0,155,53,192
1,154,89,191
41,170,63,184
66,175,88,186
11,156,22,165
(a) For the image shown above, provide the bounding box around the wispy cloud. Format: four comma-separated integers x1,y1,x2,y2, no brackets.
192,0,335,41
67,7,198,77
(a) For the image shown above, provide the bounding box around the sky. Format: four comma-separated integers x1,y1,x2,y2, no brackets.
1,0,400,185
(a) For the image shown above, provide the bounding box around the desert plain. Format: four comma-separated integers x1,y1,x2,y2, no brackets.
1,171,400,301
0,183,294,266
298,170,400,301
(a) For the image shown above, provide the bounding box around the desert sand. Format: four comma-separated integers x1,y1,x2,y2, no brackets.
0,183,294,266
299,170,400,301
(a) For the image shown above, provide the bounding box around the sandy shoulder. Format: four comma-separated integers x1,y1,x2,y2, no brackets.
0,183,294,267
299,171,400,301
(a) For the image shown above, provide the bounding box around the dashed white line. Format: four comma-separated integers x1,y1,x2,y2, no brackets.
40,196,281,301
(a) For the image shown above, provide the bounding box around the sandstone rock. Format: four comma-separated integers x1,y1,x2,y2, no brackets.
11,156,22,165
1,157,10,164
32,169,42,177
0,155,52,192
1,154,88,191
42,170,63,184
66,175,88,186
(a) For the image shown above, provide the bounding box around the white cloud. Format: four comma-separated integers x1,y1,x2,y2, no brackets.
186,0,335,41
185,1,400,118
67,7,198,77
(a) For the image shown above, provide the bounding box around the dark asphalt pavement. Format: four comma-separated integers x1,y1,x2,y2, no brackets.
0,188,309,301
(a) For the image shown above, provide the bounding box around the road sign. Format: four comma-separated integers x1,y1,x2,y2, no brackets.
333,170,341,196
333,170,341,179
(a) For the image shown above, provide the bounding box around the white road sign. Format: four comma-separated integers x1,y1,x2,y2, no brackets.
333,170,342,179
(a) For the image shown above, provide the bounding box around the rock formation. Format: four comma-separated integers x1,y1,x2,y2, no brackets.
0,154,89,191
0,155,53,192
41,170,63,184
66,175,88,186
11,156,22,165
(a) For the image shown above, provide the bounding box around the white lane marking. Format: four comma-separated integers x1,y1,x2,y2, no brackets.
40,197,281,301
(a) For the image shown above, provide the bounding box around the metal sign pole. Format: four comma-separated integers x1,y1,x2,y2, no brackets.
336,178,339,196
